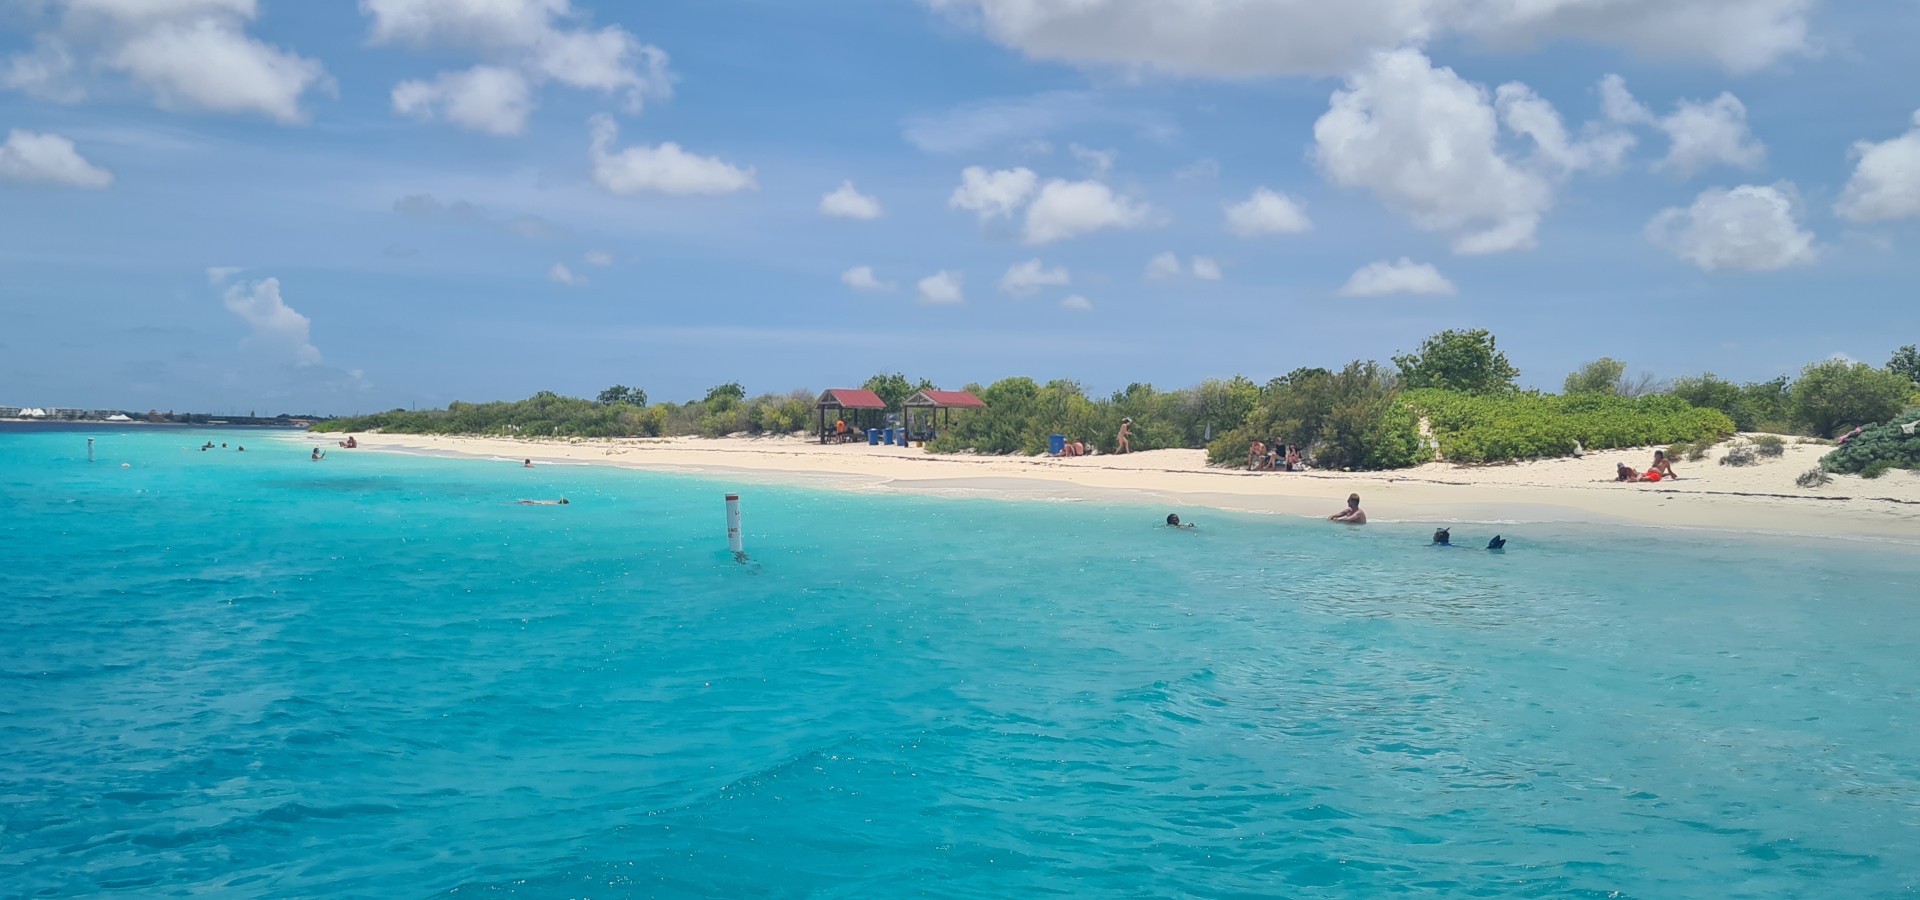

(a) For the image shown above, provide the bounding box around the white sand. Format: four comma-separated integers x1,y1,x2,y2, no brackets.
327,432,1920,543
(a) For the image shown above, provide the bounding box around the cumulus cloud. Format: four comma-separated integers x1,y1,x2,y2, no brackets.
588,114,756,196
363,0,673,133
1225,187,1311,237
222,277,322,366
949,166,1038,221
1835,110,1920,224
0,2,332,122
926,0,1814,77
583,250,614,266
0,129,113,188
1145,251,1182,279
842,265,896,292
1338,258,1458,297
547,262,587,286
1646,183,1816,272
1069,143,1115,178
819,180,884,219
391,65,532,135
1599,76,1764,176
1314,49,1627,255
1022,178,1152,245
1060,294,1093,311
1145,251,1221,281
917,270,965,305
1190,256,1222,280
998,258,1070,297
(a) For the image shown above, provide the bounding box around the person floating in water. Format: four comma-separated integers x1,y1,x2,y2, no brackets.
1329,493,1366,525
517,498,569,505
523,458,534,468
236,445,245,452
1165,513,1195,529
311,447,325,461
1431,527,1451,545
1486,535,1507,550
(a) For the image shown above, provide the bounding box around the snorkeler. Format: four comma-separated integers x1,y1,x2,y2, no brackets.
1165,513,1195,529
1486,535,1507,550
517,498,570,506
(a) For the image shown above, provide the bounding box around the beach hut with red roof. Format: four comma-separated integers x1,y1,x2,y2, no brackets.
815,388,888,443
903,389,985,443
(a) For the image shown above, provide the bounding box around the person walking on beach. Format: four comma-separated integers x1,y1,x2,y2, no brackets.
1117,418,1132,454
1329,493,1366,524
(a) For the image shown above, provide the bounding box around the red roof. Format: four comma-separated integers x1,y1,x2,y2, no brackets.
818,388,887,409
910,390,986,409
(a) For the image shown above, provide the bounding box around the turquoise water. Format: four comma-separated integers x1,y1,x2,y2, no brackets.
3,426,1918,898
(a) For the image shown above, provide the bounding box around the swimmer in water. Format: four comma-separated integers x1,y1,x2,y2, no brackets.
1329,493,1366,525
523,459,534,468
311,447,325,461
517,498,569,505
1431,527,1452,546
1165,513,1195,529
1486,535,1507,550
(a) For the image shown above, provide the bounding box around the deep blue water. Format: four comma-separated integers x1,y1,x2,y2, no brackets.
3,426,1917,898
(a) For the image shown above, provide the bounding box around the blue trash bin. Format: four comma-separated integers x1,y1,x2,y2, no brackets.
884,427,896,445
867,428,880,445
1049,434,1066,456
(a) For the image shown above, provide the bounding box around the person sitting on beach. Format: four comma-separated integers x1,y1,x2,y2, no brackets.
1431,527,1452,546
1649,449,1678,480
1286,445,1304,472
1615,462,1642,482
1266,441,1283,471
1248,440,1267,470
1165,513,1195,529
834,418,849,443
1329,493,1366,525
517,498,570,505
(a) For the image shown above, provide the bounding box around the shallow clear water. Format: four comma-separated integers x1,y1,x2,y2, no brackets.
3,425,1918,898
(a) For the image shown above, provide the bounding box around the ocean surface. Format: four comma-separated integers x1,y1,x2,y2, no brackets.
3,424,1917,898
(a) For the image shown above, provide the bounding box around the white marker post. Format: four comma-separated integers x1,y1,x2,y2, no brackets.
725,493,744,560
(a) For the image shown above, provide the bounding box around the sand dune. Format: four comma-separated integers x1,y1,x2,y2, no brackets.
330,432,1920,542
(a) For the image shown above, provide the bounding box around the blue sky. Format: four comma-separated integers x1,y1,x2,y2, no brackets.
3,0,1918,415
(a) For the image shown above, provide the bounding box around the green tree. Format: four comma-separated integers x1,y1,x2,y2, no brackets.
1791,360,1915,437
704,382,746,406
1890,344,1920,384
596,385,646,406
860,372,932,413
1563,358,1627,395
1393,328,1520,394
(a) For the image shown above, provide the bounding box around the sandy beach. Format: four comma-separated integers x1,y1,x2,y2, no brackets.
322,431,1920,542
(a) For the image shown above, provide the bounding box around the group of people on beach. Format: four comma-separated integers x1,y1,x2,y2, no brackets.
1614,449,1678,483
1247,439,1304,472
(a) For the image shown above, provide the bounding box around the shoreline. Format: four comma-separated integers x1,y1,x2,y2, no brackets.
315,432,1920,543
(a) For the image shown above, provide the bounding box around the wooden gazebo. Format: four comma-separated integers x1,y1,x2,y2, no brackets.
816,388,887,443
903,389,985,443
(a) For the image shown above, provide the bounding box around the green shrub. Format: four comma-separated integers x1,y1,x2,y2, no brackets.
1795,468,1832,489
1819,406,1920,476
1750,434,1786,458
1860,460,1895,480
1720,443,1757,467
1791,360,1916,438
1399,390,1734,464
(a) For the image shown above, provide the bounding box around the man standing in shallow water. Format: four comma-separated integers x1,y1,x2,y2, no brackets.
1329,493,1366,525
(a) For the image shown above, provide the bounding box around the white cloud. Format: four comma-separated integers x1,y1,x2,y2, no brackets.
1022,178,1152,245
1225,187,1311,237
222,277,322,366
588,114,756,196
1060,294,1093,312
819,180,884,220
362,0,673,131
917,270,965,305
901,90,1173,154
1315,49,1626,255
1835,110,1920,224
2,2,331,122
1190,256,1222,280
0,129,113,188
1646,183,1816,272
547,262,587,286
583,250,614,266
1338,258,1457,297
391,65,532,135
1069,143,1115,178
1599,75,1765,177
949,166,1038,221
1145,251,1181,279
998,258,1070,297
842,265,896,293
927,0,1814,77
205,266,241,285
